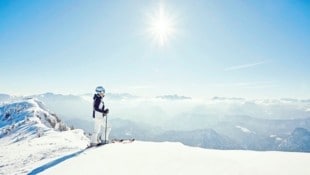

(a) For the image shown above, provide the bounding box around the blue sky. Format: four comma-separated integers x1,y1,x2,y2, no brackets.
0,0,309,98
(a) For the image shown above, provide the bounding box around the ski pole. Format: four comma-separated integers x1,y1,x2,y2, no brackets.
105,114,108,144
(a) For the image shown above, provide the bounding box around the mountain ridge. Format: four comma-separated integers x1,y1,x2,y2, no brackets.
0,99,89,174
0,99,70,141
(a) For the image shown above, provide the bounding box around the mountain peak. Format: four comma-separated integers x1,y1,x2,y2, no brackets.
279,127,310,152
0,98,69,141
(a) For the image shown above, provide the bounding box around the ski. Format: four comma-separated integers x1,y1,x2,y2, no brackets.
86,139,135,149
86,142,108,149
111,138,135,144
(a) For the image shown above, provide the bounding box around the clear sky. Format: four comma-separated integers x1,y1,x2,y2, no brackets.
0,0,309,98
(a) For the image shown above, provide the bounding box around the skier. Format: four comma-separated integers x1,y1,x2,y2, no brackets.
90,86,111,146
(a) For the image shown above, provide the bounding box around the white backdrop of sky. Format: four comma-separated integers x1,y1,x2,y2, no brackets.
0,0,309,98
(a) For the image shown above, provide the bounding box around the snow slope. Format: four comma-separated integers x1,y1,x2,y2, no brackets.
0,99,89,175
38,141,310,175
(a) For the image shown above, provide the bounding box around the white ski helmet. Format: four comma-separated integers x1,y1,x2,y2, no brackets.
95,86,105,94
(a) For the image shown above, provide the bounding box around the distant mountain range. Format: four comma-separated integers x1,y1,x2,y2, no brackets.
109,117,310,152
1,93,310,152
0,94,11,102
156,94,191,100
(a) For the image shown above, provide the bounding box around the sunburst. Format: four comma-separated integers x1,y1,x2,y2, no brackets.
147,4,176,46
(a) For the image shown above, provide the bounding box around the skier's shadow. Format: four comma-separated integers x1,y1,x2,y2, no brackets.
28,150,85,175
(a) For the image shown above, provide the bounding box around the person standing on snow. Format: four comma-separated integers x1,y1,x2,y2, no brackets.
90,86,111,146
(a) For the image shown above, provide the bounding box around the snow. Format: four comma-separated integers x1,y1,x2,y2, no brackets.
235,125,255,134
2,136,310,175
0,99,89,175
0,129,88,175
35,141,310,175
276,137,283,141
270,135,283,141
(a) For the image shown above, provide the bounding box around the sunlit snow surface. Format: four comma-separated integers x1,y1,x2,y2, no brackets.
0,129,88,175
40,141,310,175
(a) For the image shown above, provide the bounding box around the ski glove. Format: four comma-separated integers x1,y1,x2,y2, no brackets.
103,108,109,116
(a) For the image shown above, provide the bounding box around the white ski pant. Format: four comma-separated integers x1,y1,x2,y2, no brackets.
91,116,111,144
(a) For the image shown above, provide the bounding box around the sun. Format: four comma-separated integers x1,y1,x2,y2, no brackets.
147,4,176,46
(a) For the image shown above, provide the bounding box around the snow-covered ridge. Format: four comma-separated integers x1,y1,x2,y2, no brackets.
0,98,69,141
0,99,89,175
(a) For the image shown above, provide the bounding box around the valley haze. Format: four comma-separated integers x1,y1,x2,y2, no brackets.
1,92,310,152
